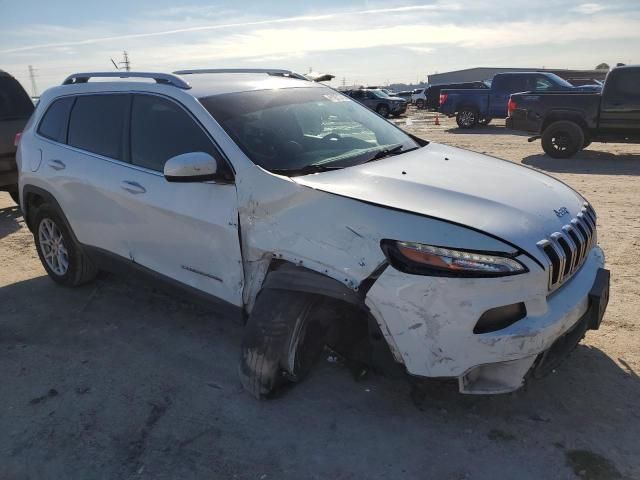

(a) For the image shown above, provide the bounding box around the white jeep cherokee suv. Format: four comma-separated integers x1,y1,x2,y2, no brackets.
16,69,610,398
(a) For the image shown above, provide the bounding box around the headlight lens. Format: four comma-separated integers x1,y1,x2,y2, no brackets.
381,240,527,277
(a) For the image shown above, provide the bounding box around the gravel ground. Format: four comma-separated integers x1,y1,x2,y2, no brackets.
1,110,639,480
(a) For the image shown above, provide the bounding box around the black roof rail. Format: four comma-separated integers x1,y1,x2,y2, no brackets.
172,68,309,81
62,72,191,89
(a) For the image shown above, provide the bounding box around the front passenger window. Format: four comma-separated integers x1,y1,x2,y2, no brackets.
130,95,217,172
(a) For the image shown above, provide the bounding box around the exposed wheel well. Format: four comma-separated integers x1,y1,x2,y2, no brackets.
24,191,46,231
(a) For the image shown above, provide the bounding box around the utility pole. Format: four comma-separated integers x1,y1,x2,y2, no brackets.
111,51,131,71
28,65,38,97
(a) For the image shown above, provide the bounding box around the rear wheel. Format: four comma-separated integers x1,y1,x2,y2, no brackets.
33,204,98,286
239,290,328,399
541,121,585,158
456,108,478,129
416,99,425,109
9,191,20,205
478,117,492,126
376,104,390,118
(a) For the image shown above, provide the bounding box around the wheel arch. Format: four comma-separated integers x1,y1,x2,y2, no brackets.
541,111,589,134
21,185,75,239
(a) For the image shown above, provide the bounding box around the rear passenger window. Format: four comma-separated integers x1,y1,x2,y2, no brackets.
68,94,128,159
37,97,74,143
130,95,215,172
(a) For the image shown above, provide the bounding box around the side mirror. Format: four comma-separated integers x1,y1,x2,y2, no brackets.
164,152,217,182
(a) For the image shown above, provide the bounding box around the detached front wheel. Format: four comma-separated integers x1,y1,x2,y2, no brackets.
541,121,585,158
239,290,327,399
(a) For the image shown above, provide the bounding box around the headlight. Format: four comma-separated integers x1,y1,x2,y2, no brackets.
381,240,527,277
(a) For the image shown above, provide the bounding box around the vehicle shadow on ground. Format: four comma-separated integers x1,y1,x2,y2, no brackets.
523,150,640,175
445,125,530,136
0,204,22,239
1,274,638,479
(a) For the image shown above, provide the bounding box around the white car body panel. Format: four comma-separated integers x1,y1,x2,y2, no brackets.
294,142,585,263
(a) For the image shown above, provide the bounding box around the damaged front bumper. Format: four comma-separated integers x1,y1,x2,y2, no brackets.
364,246,607,394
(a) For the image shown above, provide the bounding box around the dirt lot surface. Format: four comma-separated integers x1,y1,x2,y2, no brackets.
1,111,639,480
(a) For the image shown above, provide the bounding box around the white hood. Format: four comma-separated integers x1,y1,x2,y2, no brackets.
293,142,586,257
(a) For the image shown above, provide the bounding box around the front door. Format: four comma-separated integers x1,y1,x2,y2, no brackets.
115,93,244,306
599,68,640,136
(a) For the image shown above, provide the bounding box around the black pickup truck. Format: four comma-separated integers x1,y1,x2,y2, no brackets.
507,65,640,158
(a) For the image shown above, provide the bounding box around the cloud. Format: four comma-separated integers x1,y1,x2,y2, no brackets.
571,3,607,14
0,3,461,54
403,46,435,54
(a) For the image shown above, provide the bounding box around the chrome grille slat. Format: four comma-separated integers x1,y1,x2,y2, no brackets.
538,203,597,291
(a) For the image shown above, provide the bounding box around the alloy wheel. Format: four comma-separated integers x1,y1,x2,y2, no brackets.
38,218,69,276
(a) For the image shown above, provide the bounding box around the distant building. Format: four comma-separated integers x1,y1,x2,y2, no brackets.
427,67,607,85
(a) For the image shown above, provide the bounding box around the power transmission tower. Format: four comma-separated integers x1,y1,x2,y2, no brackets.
28,65,38,97
110,51,131,71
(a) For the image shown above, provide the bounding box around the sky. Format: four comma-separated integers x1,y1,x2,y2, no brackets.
1,0,638,95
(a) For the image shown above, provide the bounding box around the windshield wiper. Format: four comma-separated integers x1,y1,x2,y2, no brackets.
270,164,343,176
365,144,419,163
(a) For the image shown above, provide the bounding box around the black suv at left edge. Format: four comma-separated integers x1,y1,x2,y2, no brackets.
1,70,34,204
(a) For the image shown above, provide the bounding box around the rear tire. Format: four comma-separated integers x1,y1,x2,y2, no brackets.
416,99,425,109
478,117,492,126
541,121,585,158
239,290,327,399
456,108,479,129
33,204,98,286
9,191,20,205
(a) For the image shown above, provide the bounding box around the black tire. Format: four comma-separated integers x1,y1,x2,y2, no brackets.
33,204,98,287
583,137,592,149
456,108,478,129
416,99,425,109
239,289,327,399
478,117,492,126
9,191,20,205
376,104,390,118
541,121,585,159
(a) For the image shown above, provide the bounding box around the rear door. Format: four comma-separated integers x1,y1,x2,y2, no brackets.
599,69,640,136
113,93,244,305
37,93,132,259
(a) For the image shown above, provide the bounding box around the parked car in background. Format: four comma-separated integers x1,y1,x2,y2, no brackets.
439,72,600,129
0,70,34,204
345,88,407,117
567,78,604,88
507,65,640,158
411,88,427,108
396,91,413,101
17,69,609,399
425,81,489,111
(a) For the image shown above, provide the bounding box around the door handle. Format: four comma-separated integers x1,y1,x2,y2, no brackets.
47,159,66,171
120,181,146,194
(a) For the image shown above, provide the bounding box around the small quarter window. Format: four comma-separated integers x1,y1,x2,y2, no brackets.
37,97,75,143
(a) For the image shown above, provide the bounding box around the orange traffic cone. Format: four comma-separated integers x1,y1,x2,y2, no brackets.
434,113,440,126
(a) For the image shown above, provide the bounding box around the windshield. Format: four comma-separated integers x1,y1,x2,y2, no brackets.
544,73,575,89
371,89,389,98
199,87,419,175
